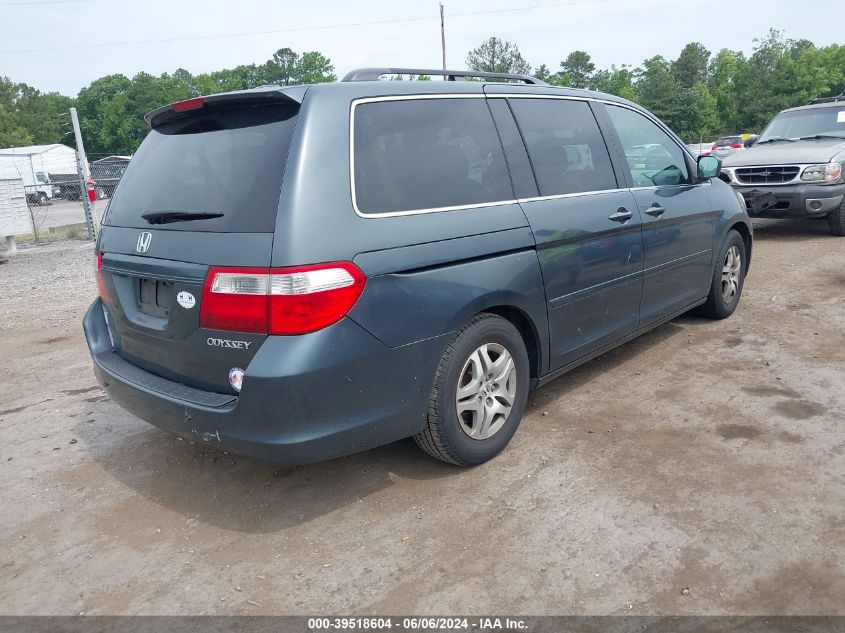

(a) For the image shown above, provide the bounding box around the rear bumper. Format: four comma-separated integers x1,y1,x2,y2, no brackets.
83,299,446,463
728,182,844,218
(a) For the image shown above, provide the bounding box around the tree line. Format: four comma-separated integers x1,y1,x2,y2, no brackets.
0,47,335,154
467,30,844,142
1,30,843,155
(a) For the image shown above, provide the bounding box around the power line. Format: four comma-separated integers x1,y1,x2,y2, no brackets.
0,0,91,6
0,0,608,54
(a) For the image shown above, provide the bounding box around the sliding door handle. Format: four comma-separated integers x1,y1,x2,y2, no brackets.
608,207,633,223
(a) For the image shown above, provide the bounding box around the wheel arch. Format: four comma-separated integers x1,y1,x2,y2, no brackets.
476,304,543,383
728,220,753,270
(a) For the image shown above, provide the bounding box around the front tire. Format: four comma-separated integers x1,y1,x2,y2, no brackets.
415,313,530,466
828,200,845,236
696,229,747,319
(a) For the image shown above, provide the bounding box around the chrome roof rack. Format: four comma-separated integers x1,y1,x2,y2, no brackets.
341,67,547,85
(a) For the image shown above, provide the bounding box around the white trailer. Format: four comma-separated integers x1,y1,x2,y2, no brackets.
0,144,78,205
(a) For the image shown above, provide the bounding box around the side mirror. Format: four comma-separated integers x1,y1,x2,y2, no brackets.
697,155,722,180
744,135,758,148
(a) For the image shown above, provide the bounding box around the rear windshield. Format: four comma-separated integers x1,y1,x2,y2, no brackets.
104,103,298,232
714,136,742,146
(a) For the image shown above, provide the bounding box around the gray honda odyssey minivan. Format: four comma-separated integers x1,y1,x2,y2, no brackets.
83,68,752,466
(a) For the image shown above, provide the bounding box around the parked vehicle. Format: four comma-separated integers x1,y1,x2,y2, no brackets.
721,95,845,235
710,135,747,160
686,142,714,157
83,68,752,466
91,156,131,199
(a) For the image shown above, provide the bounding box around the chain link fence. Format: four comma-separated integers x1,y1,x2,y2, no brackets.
0,144,129,250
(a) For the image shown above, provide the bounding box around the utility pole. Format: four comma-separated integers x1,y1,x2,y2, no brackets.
70,107,95,240
439,2,446,71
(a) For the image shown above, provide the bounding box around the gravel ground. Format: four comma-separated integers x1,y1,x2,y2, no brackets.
0,220,843,616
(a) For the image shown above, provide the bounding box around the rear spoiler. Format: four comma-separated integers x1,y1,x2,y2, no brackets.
144,85,307,129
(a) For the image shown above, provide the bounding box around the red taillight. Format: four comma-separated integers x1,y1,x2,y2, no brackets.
171,97,204,112
199,262,366,335
95,251,109,301
200,267,271,333
711,145,718,151
730,143,743,149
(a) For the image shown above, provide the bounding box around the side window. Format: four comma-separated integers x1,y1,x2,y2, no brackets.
606,105,691,187
353,98,513,214
508,98,617,197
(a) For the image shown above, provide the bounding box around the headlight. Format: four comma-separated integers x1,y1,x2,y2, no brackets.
719,168,734,182
800,163,842,182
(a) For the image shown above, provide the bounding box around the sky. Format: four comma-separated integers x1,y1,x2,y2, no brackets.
0,0,842,96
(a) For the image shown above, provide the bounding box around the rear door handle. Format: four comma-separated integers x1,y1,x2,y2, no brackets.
644,204,666,217
608,207,633,223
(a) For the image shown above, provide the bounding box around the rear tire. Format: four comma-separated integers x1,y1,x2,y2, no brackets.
827,200,845,236
696,229,747,319
414,313,530,466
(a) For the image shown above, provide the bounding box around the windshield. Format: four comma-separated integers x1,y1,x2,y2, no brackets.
758,106,845,143
714,137,742,146
104,103,298,232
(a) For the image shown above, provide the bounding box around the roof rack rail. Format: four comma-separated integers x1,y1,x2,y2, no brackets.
341,67,547,85
807,93,845,104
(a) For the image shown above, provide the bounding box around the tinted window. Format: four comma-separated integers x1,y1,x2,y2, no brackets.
606,105,690,187
714,136,742,146
508,98,616,197
353,98,513,214
105,104,298,232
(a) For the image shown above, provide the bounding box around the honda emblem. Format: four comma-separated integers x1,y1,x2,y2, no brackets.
136,231,152,254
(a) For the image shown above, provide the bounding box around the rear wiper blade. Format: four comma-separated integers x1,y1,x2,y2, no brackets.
798,134,844,141
141,210,224,225
755,137,795,145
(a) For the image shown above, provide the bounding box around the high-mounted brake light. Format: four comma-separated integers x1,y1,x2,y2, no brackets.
171,97,205,112
200,262,366,335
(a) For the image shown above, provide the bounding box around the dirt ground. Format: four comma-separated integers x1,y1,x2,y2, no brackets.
0,219,843,616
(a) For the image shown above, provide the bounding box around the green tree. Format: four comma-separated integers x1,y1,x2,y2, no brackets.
708,49,746,134
669,82,720,141
591,65,636,101
295,51,336,84
76,74,131,153
194,64,266,94
466,37,531,76
559,50,595,88
533,64,553,83
672,42,711,88
0,104,32,147
14,87,74,145
267,47,299,85
635,55,678,123
263,48,335,85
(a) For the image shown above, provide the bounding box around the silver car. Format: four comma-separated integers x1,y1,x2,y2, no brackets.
710,135,746,159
